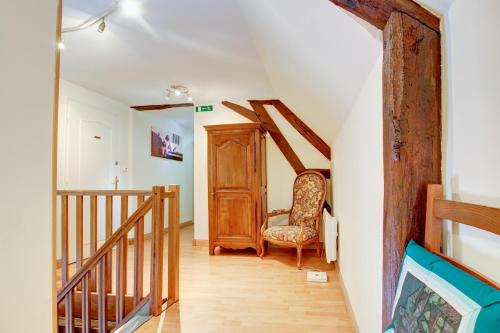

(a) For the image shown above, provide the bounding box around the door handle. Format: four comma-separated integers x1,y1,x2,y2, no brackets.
112,176,119,190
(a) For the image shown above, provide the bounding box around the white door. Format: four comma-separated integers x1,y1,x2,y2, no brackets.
63,99,120,190
79,120,113,189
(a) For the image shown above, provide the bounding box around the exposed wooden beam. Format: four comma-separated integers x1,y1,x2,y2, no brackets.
131,103,194,111
249,101,306,174
271,100,331,160
221,101,260,123
329,0,440,33
382,12,441,327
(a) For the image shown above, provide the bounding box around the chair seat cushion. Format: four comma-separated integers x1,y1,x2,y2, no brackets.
263,225,318,243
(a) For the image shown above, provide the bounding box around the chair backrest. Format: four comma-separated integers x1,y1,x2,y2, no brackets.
289,171,327,229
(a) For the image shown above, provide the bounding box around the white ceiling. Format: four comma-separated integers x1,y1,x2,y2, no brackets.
61,0,274,106
63,0,451,141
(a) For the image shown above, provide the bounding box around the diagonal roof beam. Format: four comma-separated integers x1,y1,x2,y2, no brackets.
222,101,331,179
221,101,260,123
270,100,331,160
249,101,306,174
330,0,440,33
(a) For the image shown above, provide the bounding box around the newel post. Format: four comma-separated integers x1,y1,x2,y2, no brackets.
168,184,180,303
150,186,165,316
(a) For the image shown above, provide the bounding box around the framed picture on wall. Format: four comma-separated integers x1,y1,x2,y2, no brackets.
151,126,183,161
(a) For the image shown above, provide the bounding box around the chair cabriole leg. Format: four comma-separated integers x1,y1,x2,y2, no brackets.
316,241,321,257
297,245,303,269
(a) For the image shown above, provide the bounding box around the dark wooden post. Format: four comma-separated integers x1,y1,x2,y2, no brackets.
382,11,441,326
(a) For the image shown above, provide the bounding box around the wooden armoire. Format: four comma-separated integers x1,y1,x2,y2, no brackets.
205,123,267,255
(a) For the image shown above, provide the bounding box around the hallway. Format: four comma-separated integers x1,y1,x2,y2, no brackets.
137,225,353,333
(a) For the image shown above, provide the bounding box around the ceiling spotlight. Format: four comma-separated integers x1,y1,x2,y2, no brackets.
57,41,65,50
164,93,171,101
174,89,181,97
97,19,106,34
121,0,141,18
187,95,193,102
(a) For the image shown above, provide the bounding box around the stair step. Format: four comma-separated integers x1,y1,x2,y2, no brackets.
58,317,116,333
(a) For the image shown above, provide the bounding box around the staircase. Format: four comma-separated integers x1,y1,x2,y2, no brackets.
56,185,180,333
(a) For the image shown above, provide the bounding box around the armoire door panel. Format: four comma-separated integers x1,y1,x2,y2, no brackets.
215,193,254,240
214,134,253,190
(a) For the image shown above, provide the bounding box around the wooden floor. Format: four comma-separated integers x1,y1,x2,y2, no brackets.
136,225,354,333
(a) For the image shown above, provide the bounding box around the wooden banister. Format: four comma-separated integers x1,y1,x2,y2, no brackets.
57,185,180,332
61,195,69,285
105,196,113,293
57,196,153,303
168,184,180,303
82,273,91,333
76,195,83,273
90,195,98,292
150,186,165,316
134,195,145,306
117,195,129,322
97,258,107,333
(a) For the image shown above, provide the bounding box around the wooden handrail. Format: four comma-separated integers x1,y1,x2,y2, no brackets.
57,196,153,303
57,189,152,196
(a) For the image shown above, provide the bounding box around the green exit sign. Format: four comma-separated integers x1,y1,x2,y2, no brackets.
195,105,213,112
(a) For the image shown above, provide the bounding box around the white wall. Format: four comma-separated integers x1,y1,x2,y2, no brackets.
442,0,500,283
131,109,194,230
193,101,330,240
0,1,58,332
332,54,383,333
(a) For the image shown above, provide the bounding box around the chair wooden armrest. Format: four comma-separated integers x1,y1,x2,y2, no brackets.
267,209,290,218
261,209,291,235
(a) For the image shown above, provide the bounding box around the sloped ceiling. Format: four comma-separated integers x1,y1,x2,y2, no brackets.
239,0,382,142
62,0,386,142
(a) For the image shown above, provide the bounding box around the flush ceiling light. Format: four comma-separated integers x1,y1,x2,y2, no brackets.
165,85,193,102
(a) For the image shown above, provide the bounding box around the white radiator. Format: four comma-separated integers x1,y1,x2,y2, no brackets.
323,208,338,263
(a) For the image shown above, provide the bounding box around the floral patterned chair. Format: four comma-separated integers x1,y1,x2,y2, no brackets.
260,170,327,269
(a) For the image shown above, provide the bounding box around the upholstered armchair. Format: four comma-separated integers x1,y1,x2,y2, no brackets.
260,170,327,269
